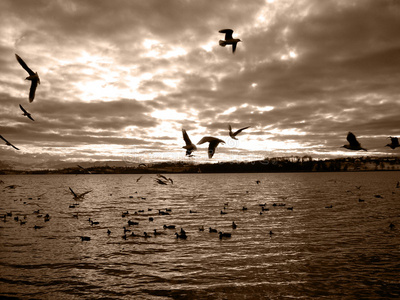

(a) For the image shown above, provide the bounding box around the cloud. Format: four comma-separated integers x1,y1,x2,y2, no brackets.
1,0,400,167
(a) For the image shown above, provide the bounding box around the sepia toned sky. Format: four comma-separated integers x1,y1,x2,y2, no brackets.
1,0,400,166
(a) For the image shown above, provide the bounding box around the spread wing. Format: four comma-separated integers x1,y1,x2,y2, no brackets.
346,132,360,147
155,178,167,185
0,135,19,150
219,29,233,40
208,140,222,158
198,136,217,145
79,190,92,197
0,135,9,144
29,80,38,102
10,144,19,150
19,104,28,114
69,187,78,198
198,136,225,145
182,129,192,146
232,42,237,53
157,174,169,181
233,126,250,136
27,114,34,121
15,54,35,76
0,135,8,143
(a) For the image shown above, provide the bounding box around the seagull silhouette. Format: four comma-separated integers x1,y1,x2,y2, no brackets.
15,54,40,102
157,174,173,184
19,104,34,121
386,137,399,149
342,132,367,151
0,135,19,150
197,136,225,158
77,165,92,174
182,129,197,156
229,125,250,140
69,187,92,200
219,29,241,53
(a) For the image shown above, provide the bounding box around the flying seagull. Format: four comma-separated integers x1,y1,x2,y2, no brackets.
182,129,197,156
229,125,250,140
386,137,399,149
155,178,168,185
197,136,225,158
0,135,19,150
69,187,92,200
342,132,367,151
77,165,92,174
15,54,40,102
19,104,34,121
155,174,173,185
219,29,241,53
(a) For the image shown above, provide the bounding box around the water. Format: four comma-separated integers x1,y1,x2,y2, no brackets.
1,172,399,299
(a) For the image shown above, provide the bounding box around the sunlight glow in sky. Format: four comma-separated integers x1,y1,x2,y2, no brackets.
0,0,399,168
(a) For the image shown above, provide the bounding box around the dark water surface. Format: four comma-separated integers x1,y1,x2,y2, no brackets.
1,172,400,299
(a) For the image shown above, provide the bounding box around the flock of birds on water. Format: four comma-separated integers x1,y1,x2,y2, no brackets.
1,177,399,242
0,29,399,158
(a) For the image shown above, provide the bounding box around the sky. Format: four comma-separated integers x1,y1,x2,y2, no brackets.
1,0,400,167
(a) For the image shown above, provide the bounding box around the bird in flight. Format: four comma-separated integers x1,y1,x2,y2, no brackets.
155,178,168,185
69,187,92,200
342,132,367,151
219,29,241,53
386,137,399,149
15,54,40,102
156,174,174,185
229,125,250,140
182,129,197,156
77,165,92,174
197,136,225,158
0,135,19,150
19,104,34,121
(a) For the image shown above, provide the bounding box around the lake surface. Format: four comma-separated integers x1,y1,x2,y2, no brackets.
1,172,400,299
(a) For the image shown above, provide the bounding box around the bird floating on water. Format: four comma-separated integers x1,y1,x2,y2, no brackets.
15,54,40,102
197,136,225,158
219,29,241,53
175,232,187,239
219,232,232,239
19,104,34,121
182,129,197,156
0,135,19,150
342,132,367,151
386,137,399,149
228,125,250,140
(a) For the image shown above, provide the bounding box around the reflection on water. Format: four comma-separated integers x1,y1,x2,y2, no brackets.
1,172,400,299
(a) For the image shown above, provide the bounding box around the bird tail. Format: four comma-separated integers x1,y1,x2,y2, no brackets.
219,40,226,47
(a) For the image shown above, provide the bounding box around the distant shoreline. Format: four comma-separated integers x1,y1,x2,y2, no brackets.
1,156,399,175
1,170,400,176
